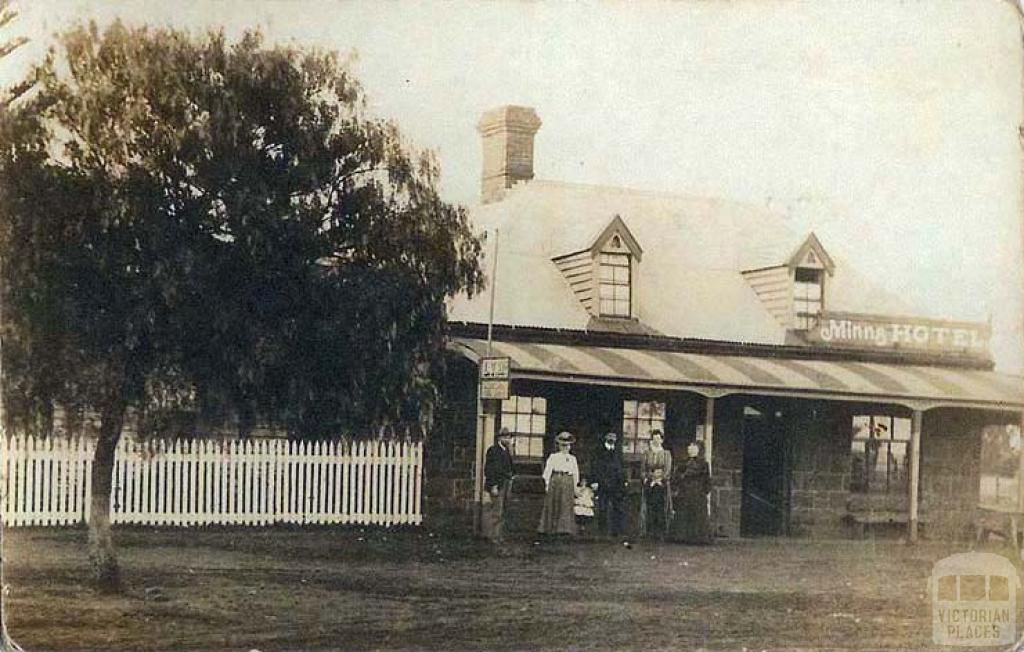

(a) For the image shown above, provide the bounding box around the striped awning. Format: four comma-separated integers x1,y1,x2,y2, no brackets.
450,338,1024,411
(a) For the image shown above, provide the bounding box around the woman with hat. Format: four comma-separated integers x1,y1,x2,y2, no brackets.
668,442,713,544
537,431,580,537
640,429,673,540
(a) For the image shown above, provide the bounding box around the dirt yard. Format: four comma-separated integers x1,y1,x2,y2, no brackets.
1,525,1017,651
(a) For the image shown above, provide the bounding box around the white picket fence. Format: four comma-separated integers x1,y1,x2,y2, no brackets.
0,435,423,527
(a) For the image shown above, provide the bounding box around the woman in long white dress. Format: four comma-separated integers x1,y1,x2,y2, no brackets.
537,431,579,537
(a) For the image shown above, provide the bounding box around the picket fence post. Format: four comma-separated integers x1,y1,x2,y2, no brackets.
1,433,423,528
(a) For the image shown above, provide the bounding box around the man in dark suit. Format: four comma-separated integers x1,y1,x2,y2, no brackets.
592,431,627,538
482,427,515,544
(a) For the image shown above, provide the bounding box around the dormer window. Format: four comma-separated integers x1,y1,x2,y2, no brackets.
794,267,823,329
741,232,834,331
599,252,631,317
552,215,642,320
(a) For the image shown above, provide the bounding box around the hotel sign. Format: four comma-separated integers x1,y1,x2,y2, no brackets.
479,356,511,400
806,311,990,356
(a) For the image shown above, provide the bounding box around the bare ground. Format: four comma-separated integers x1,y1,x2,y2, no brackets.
1,526,1017,651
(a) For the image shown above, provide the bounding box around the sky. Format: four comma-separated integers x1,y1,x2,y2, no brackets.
6,0,1024,373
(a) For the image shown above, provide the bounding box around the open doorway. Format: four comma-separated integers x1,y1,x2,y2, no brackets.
741,406,788,536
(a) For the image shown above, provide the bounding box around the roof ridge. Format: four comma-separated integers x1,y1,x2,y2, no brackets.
506,178,796,219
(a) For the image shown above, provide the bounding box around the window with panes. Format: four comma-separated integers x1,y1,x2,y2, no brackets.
793,267,823,330
500,395,547,459
599,252,631,317
850,415,911,494
622,400,666,454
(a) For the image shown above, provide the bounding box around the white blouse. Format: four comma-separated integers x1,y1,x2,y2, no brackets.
542,451,580,488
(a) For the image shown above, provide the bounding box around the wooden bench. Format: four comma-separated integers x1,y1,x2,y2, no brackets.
845,511,924,538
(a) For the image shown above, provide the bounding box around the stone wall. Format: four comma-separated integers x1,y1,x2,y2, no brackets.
920,409,985,540
710,396,744,538
423,357,478,521
787,402,853,538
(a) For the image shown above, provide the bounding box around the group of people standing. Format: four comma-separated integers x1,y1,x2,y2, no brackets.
482,427,712,545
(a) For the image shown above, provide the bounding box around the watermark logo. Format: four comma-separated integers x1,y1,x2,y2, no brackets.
931,552,1019,647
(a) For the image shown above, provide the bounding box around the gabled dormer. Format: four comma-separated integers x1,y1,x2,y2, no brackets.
742,232,835,330
553,215,643,319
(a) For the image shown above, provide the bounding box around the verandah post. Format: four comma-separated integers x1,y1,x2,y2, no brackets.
703,396,716,466
1011,411,1024,553
1017,411,1024,516
473,397,498,535
908,409,922,543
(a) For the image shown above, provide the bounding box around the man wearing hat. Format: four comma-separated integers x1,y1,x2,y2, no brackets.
482,427,515,544
592,431,628,538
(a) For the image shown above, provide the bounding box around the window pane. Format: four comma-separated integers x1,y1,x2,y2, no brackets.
513,436,530,456
600,264,614,281
534,415,546,435
623,420,636,437
624,400,638,417
516,413,532,433
622,439,634,454
614,300,629,316
853,416,870,438
502,397,516,414
614,285,630,301
894,417,911,441
890,441,906,468
599,283,615,299
530,437,544,458
651,402,666,419
852,413,917,496
613,266,629,283
638,420,652,438
532,397,547,414
638,402,652,419
795,267,820,283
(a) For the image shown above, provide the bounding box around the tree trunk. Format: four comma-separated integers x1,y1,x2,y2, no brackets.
88,393,126,593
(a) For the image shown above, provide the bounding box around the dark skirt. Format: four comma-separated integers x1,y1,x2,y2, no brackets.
668,487,712,544
538,473,577,535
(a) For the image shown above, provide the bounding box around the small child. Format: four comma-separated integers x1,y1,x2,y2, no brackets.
574,477,595,534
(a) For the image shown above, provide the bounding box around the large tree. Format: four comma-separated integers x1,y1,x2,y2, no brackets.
0,22,483,591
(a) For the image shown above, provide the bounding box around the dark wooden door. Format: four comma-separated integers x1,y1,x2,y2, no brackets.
741,411,788,536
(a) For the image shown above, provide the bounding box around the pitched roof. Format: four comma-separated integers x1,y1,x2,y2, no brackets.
447,179,913,343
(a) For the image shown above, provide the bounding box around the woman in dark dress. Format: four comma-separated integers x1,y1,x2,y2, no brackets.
639,430,673,539
668,443,712,544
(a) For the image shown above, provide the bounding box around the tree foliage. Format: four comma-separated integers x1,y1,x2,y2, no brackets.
0,21,483,588
1,21,484,438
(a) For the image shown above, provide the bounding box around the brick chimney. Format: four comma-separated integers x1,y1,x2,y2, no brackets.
477,106,542,204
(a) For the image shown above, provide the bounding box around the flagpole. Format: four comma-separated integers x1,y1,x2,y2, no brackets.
475,228,500,535
486,228,499,356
